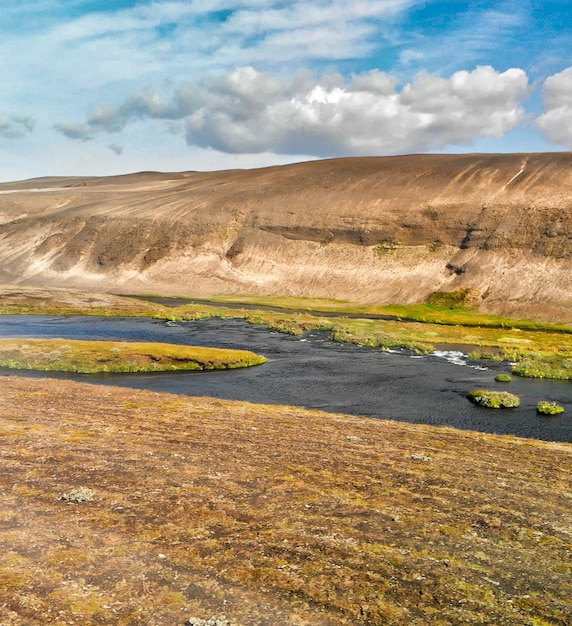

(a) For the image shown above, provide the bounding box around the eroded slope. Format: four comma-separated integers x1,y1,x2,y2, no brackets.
1,153,571,320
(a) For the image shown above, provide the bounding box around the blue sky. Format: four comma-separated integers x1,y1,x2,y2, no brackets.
1,0,571,181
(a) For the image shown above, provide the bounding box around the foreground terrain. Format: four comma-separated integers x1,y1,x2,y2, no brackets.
1,153,572,322
1,376,571,625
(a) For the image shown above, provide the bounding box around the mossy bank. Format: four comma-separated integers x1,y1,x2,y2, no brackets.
0,338,267,373
1,286,572,380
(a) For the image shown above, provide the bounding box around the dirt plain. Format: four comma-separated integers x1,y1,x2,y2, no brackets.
1,375,571,626
1,153,572,322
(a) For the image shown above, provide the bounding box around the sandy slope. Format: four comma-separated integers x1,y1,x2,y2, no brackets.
1,153,571,321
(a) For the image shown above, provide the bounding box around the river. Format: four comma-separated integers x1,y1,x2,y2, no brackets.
0,315,570,442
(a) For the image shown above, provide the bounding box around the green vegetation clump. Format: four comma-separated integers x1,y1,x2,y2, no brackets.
537,401,565,415
511,356,572,380
495,374,512,382
0,338,267,373
374,240,400,256
467,389,521,409
60,487,95,503
330,327,432,354
425,289,475,308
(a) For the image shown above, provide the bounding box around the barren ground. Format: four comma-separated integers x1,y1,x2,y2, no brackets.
1,375,571,625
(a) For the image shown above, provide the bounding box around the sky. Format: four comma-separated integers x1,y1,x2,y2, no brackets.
1,0,571,182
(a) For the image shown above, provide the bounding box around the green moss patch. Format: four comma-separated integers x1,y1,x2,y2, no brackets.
467,390,521,409
494,374,512,382
512,355,572,380
537,401,565,415
0,338,267,373
425,289,476,308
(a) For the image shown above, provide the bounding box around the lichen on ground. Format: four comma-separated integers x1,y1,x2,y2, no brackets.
0,376,570,625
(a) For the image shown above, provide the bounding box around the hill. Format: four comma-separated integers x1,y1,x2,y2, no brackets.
1,153,571,321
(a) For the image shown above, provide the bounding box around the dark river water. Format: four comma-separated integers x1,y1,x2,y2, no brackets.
1,315,571,443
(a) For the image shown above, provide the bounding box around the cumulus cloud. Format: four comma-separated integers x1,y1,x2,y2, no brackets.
55,86,195,142
0,115,35,139
54,65,529,156
87,86,194,133
536,66,572,148
53,121,94,141
187,65,528,155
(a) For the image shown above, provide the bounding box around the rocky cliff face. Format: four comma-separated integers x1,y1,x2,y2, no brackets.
1,153,571,321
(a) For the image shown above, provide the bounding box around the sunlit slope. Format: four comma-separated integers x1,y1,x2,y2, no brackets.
1,153,571,321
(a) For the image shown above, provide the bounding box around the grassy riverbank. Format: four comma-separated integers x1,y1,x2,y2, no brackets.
0,338,267,373
164,299,572,379
1,286,571,379
157,293,572,333
1,376,570,625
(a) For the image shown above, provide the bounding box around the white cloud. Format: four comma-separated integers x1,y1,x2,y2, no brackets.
214,0,418,40
0,0,420,86
536,67,572,148
0,0,423,155
217,0,418,63
12,116,35,132
186,67,528,156
0,116,35,139
53,122,94,141
87,87,194,133
57,65,528,156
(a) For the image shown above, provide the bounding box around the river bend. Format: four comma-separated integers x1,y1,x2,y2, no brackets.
0,315,570,442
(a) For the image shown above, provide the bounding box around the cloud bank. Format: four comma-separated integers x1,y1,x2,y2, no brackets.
55,65,530,156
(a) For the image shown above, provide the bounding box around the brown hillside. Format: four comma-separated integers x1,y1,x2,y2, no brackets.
1,153,571,321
